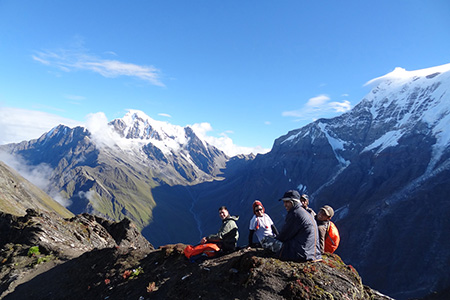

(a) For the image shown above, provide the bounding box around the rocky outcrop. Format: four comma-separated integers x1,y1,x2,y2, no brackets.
0,209,153,298
2,242,392,300
0,208,393,300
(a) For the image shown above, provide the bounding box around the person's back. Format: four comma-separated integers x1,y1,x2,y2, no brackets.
276,190,321,262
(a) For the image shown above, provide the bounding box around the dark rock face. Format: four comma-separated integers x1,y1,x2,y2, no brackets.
0,209,153,298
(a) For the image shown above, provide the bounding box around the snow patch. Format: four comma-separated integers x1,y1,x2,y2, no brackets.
334,205,349,221
317,122,349,165
362,130,403,154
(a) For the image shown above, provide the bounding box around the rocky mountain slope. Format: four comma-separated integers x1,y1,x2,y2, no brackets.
0,208,391,300
0,110,229,231
0,161,73,218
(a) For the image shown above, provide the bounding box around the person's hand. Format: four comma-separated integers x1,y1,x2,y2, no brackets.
200,237,207,244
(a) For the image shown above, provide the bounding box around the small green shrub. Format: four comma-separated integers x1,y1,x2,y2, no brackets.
130,266,144,279
36,256,51,264
27,246,40,257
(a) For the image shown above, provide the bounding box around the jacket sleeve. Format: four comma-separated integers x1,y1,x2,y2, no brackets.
276,212,299,242
317,223,328,253
271,224,279,236
208,219,236,241
248,230,255,245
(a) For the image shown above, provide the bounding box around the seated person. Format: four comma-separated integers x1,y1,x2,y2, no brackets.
200,206,239,252
276,190,321,262
315,205,335,253
248,200,279,247
300,194,316,217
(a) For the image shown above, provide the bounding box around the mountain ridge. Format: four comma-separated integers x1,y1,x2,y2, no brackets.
1,63,450,299
0,110,230,231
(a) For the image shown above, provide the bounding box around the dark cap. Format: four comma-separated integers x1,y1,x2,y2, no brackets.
320,205,334,218
279,190,301,201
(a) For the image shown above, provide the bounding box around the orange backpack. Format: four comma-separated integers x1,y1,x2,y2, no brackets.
184,243,221,259
324,221,340,253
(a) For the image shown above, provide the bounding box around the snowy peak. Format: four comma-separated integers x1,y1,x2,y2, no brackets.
358,63,450,154
107,109,211,156
364,63,450,128
280,63,450,151
272,63,450,186
111,110,187,142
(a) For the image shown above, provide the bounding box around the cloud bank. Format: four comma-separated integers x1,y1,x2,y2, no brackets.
0,107,81,145
190,122,270,157
0,151,71,207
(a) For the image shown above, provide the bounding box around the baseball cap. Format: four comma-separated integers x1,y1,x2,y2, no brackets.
279,190,301,201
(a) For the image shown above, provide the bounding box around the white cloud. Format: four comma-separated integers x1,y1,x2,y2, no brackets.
0,151,71,207
158,113,172,118
306,95,330,107
190,122,270,157
33,47,165,87
0,107,81,145
329,100,351,113
282,94,352,121
84,112,123,149
64,94,86,101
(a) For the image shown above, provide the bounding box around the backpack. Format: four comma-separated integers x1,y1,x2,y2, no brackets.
324,221,340,253
184,243,221,259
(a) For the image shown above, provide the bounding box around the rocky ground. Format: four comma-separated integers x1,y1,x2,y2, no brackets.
0,209,394,300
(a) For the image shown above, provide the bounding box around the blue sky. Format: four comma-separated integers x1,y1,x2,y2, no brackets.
0,0,449,156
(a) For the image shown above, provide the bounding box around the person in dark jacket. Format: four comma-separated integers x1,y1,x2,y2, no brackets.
201,206,239,252
276,190,321,262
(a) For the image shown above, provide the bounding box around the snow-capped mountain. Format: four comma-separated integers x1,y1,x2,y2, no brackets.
110,110,207,154
0,110,229,230
144,63,450,299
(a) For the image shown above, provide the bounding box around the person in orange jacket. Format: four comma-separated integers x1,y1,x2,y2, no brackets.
315,205,335,253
